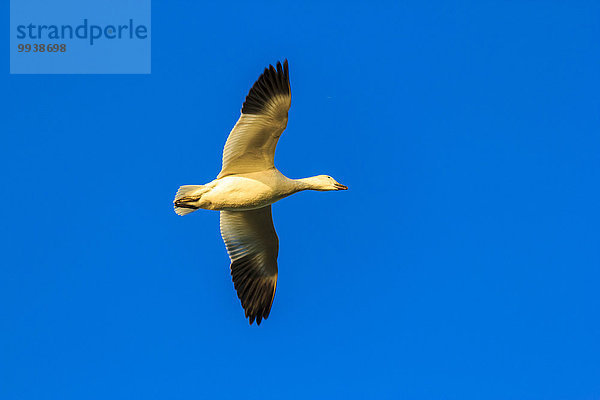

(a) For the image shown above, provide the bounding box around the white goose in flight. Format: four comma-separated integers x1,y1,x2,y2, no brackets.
173,60,347,325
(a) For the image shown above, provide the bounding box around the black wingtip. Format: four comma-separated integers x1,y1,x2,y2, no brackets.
241,60,290,115
230,254,277,326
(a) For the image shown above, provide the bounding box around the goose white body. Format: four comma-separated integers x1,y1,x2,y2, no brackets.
184,169,298,211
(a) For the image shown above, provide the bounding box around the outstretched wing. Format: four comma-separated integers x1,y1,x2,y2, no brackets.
218,60,291,178
219,206,279,325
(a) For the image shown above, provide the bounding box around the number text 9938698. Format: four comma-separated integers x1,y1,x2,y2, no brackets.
18,43,66,52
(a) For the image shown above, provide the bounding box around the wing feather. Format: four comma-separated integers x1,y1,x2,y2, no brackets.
218,60,291,178
220,206,279,325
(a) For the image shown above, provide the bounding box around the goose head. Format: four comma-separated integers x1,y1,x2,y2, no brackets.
309,175,348,191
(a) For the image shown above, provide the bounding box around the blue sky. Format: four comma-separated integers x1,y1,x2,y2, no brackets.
2,1,600,399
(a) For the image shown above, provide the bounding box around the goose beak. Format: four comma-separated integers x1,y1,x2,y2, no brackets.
334,183,348,190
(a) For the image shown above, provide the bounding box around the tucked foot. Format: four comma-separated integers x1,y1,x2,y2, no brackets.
174,197,200,209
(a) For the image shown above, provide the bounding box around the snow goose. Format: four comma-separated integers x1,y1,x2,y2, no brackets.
173,60,347,325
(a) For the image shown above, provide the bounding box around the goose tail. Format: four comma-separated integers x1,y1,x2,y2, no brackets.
173,185,205,216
